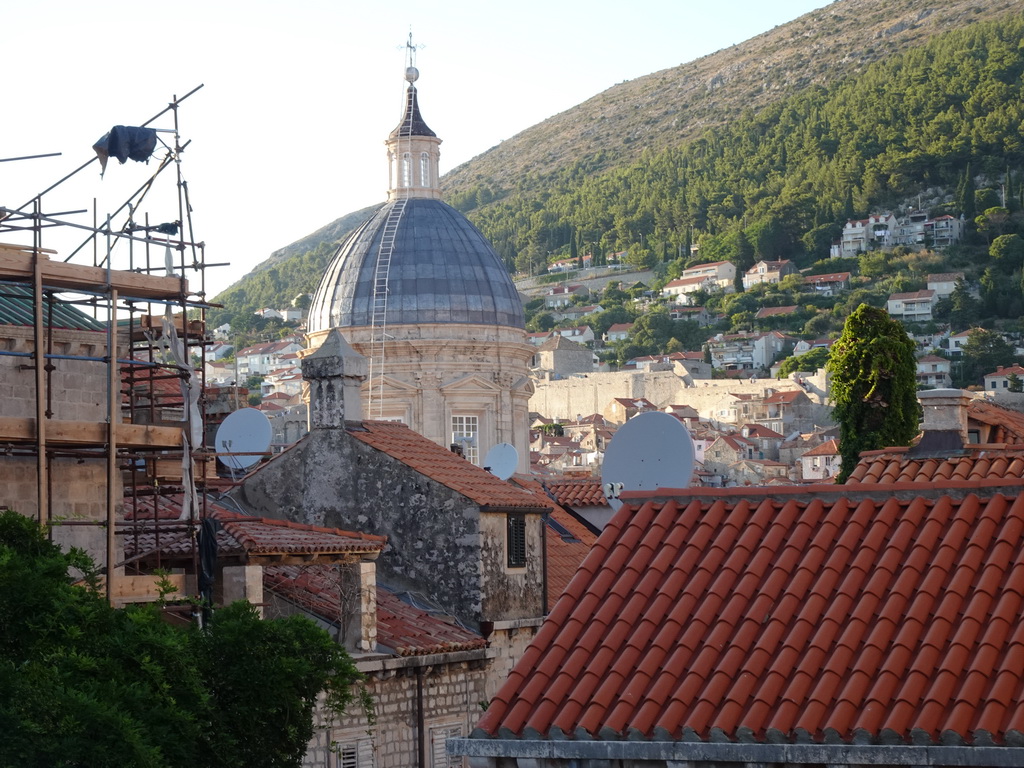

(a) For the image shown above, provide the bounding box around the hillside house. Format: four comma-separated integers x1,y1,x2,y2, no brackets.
742,259,797,289
543,284,589,309
705,330,791,372
886,289,935,322
661,275,715,304
603,322,633,342
754,305,799,322
677,260,736,293
896,212,964,249
204,341,234,361
984,364,1024,391
916,354,952,389
949,329,973,356
803,271,851,295
553,325,595,345
667,305,714,325
838,212,898,257
236,338,304,377
927,272,966,300
553,303,602,323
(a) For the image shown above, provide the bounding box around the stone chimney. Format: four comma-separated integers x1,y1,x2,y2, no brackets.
300,329,367,428
915,388,973,451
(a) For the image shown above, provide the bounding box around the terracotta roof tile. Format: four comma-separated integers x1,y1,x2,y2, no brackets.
264,565,486,656
346,421,550,511
475,483,1024,746
124,494,385,564
849,445,1024,485
544,477,608,507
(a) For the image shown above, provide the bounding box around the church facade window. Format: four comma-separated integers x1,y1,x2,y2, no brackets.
401,152,412,187
420,152,430,187
451,414,479,464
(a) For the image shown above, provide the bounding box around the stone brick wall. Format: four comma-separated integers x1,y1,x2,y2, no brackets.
305,659,492,768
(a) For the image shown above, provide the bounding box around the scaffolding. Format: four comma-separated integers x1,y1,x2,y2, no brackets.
0,86,219,607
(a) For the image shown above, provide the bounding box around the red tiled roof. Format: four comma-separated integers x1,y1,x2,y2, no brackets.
803,438,839,457
968,399,1024,445
544,477,608,507
763,389,804,405
264,565,486,657
985,365,1024,378
754,305,798,318
848,445,1024,484
477,483,1024,745
124,495,386,564
346,421,551,511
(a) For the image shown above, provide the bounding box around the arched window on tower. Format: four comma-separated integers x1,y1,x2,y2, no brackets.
401,153,412,188
420,152,430,187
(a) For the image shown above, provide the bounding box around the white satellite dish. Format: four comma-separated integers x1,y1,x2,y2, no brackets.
483,442,519,481
214,407,273,471
601,411,696,511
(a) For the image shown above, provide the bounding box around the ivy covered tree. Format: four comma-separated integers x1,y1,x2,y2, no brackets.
827,304,921,482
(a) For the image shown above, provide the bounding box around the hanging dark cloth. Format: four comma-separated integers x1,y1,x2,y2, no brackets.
92,125,158,175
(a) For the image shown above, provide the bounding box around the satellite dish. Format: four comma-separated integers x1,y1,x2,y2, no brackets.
215,407,272,471
483,442,519,481
601,411,696,511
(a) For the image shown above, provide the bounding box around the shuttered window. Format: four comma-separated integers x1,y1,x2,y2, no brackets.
430,724,463,768
507,514,526,568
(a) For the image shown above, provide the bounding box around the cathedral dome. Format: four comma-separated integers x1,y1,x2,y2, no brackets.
307,198,525,332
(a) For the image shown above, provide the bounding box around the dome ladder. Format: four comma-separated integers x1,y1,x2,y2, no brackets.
367,197,406,417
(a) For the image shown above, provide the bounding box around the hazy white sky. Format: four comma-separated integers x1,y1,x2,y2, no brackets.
5,0,831,300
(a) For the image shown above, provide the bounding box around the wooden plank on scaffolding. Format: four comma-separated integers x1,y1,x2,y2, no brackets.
0,244,188,300
0,417,183,448
130,312,205,341
112,573,187,604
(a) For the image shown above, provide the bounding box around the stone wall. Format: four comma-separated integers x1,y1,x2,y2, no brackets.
530,370,824,424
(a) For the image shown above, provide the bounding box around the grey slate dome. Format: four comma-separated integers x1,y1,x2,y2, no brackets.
307,199,525,332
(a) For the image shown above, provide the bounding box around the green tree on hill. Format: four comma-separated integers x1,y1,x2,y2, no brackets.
827,304,921,482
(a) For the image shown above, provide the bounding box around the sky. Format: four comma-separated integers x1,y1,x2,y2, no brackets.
5,0,832,301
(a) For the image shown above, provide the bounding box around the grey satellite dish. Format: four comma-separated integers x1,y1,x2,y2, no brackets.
215,407,272,472
483,442,519,481
601,411,696,511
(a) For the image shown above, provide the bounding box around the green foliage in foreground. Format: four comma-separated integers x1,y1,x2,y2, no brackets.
0,510,363,768
827,305,922,483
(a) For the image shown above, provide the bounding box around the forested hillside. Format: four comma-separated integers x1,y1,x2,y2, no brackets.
468,16,1024,273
